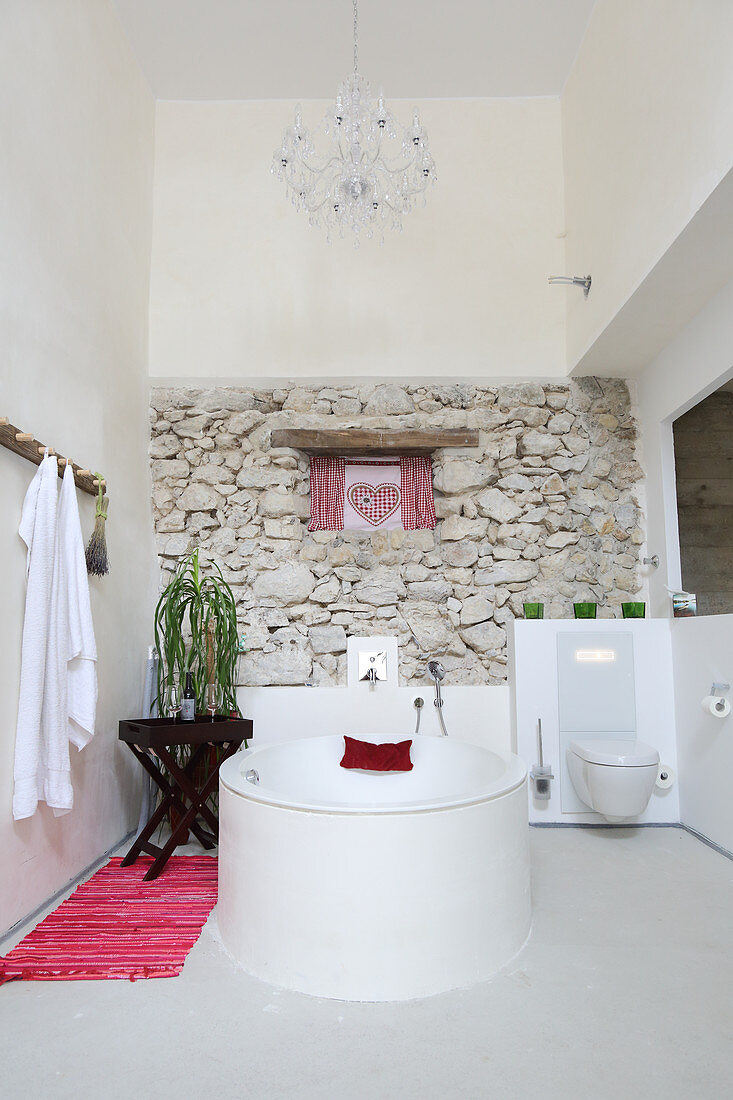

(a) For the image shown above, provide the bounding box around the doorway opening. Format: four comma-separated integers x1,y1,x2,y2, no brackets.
673,380,733,615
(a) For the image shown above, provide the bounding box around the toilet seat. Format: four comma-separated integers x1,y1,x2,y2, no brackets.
568,739,659,767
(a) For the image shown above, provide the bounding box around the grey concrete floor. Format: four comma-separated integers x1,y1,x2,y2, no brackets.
1,827,732,1100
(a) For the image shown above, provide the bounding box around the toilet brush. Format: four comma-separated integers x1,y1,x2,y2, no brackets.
529,718,553,800
85,477,109,576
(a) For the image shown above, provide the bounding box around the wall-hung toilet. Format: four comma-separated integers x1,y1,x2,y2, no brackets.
566,739,660,823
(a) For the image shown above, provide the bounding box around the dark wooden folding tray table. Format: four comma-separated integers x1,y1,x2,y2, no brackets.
118,716,252,881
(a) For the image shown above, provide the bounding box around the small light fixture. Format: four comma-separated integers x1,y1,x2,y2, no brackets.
548,275,592,298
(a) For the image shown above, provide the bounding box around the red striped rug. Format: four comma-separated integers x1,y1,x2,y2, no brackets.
0,856,218,984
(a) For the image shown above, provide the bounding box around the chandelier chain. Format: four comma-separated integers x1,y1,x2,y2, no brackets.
353,0,358,74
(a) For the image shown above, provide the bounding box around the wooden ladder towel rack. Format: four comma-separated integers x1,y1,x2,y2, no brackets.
0,417,106,498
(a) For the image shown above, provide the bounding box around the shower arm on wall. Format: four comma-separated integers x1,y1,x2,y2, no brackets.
548,275,592,298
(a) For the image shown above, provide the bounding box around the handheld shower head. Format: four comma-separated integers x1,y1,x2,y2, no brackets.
427,660,445,682
426,659,448,736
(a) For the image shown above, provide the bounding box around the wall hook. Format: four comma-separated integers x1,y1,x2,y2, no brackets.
0,417,105,499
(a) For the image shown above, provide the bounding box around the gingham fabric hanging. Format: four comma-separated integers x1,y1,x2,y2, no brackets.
308,456,436,531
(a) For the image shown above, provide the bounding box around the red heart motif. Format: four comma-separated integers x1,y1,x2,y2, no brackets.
347,482,401,526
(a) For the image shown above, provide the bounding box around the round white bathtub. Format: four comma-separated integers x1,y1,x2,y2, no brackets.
217,735,531,1001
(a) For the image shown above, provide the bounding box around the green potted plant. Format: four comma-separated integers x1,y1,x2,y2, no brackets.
153,549,243,832
154,548,241,719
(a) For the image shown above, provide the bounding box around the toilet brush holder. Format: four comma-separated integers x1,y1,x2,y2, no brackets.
530,764,554,800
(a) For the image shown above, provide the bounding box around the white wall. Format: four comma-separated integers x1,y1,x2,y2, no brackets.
148,97,566,382
237,685,511,756
562,0,733,368
636,278,733,855
0,0,157,933
671,616,733,853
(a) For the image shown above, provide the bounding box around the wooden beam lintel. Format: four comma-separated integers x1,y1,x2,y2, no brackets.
270,429,479,456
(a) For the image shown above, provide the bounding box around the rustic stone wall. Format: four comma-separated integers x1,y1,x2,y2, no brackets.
149,379,644,686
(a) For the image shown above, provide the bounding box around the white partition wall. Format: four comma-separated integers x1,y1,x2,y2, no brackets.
670,615,733,853
236,684,511,756
509,619,679,824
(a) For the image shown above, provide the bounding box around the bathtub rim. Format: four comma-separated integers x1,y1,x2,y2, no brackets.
219,734,527,816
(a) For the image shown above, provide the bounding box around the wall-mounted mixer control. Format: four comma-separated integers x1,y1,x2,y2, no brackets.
358,650,388,685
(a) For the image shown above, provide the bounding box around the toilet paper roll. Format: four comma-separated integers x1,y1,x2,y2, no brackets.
656,766,674,790
701,695,731,718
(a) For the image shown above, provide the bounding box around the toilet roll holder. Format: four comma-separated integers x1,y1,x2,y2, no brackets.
705,683,731,718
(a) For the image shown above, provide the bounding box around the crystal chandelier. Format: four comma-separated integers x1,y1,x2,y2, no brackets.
272,0,436,241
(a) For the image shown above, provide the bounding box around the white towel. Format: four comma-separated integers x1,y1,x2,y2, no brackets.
13,460,98,820
13,454,59,820
59,463,97,750
39,465,98,815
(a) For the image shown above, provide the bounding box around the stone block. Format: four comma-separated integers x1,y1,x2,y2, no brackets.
475,561,539,585
309,625,348,654
545,531,580,549
517,430,561,458
258,489,310,519
264,517,304,540
157,509,185,533
460,595,493,626
546,412,575,435
226,412,264,436
363,385,415,416
332,398,361,416
459,621,506,654
433,459,494,495
236,468,295,491
497,383,545,408
178,484,223,512
150,433,182,459
311,576,341,604
197,389,257,413
442,542,479,567
171,414,212,437
192,465,235,486
283,388,315,412
475,488,522,523
403,606,454,652
407,580,454,602
151,459,189,480
239,645,312,686
253,562,316,605
440,515,488,541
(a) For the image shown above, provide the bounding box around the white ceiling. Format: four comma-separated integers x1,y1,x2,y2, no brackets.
113,0,596,101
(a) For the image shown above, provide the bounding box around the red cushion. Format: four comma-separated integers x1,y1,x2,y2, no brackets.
340,736,413,772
